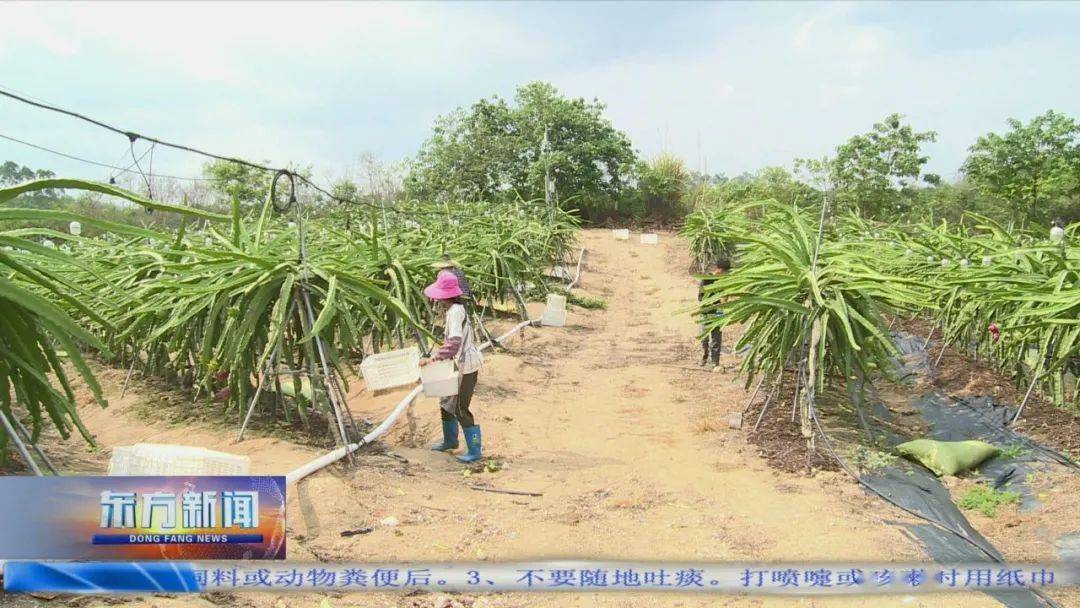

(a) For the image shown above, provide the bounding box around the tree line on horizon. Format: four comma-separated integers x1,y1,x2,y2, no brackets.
4,81,1078,231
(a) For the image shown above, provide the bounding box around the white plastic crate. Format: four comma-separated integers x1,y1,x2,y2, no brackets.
360,346,421,391
421,360,459,397
109,444,250,476
640,233,659,245
612,228,629,241
541,293,567,327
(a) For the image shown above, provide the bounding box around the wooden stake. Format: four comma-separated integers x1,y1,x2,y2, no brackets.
741,375,767,414
801,318,822,442
120,355,138,398
753,372,782,432
237,352,277,442
922,324,936,349
1011,371,1043,424
0,410,41,476
932,336,952,368
12,414,58,474
469,485,543,497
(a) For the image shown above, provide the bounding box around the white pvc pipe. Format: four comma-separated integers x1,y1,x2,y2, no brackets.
285,248,586,486
479,319,536,352
285,384,422,485
285,318,537,486
567,247,586,290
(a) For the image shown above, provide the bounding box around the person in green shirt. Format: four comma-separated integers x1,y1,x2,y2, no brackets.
698,258,730,367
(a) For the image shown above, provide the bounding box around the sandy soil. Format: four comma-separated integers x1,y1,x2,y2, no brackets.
11,229,1020,608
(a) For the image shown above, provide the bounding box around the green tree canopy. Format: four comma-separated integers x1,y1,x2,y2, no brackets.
635,153,690,221
962,110,1080,225
809,114,937,217
405,81,638,219
202,160,315,208
1,161,58,201
202,159,273,207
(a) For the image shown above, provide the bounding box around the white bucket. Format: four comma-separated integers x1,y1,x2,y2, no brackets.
613,229,630,241
421,360,459,397
541,293,567,327
640,233,659,245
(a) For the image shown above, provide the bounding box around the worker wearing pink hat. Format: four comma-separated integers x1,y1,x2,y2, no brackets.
421,270,484,462
423,269,465,300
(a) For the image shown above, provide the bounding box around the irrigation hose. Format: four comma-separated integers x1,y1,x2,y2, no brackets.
284,317,536,485
566,248,586,290
284,248,586,486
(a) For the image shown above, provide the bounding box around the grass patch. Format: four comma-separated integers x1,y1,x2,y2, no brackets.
463,459,503,476
998,443,1027,459
842,445,898,474
958,484,1020,517
568,293,607,310
543,286,607,310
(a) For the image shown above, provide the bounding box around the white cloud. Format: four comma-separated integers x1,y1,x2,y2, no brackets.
2,2,1078,184
791,18,817,50
0,4,80,57
819,84,864,106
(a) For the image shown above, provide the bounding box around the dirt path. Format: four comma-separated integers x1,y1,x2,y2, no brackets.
54,229,1005,608
279,229,1000,608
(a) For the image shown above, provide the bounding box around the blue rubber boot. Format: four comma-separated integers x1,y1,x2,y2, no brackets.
456,426,482,463
431,418,459,451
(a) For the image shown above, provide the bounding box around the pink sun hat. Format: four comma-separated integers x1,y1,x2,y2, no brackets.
423,270,463,300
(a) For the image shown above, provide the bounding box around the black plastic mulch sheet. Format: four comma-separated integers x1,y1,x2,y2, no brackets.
813,332,1077,608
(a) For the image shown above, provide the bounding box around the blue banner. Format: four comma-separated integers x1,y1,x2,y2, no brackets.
4,561,1076,594
0,476,285,560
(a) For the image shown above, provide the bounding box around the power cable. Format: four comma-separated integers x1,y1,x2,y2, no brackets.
129,140,154,201
0,86,278,174
0,85,525,221
0,132,212,182
109,142,152,185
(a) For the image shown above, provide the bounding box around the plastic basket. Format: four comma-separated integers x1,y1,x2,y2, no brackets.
109,444,250,476
421,360,459,397
613,229,630,241
541,293,567,327
360,346,421,391
640,233,659,245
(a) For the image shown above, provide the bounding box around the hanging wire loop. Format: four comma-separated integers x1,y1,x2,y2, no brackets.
270,169,297,214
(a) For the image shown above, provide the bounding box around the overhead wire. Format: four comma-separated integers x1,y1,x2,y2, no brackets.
0,132,212,182
0,85,506,222
129,140,154,200
109,142,152,184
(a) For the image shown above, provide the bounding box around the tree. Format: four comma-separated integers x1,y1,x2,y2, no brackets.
405,81,638,219
690,166,820,212
962,110,1080,225
358,152,403,208
636,153,690,221
202,160,275,207
202,160,315,208
330,179,360,204
822,114,937,217
1,161,58,199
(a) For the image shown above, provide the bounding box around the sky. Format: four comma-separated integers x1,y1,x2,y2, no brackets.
1,1,1079,187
